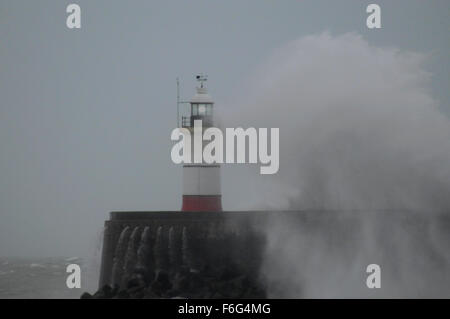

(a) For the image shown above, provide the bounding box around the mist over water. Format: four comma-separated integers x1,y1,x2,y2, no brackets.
221,33,450,297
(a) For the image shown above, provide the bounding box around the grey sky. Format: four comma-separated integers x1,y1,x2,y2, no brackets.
0,0,449,257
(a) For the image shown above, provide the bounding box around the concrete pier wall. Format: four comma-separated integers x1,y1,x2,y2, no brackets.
98,211,271,289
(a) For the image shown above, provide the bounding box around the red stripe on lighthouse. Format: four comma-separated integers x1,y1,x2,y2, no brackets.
182,195,222,212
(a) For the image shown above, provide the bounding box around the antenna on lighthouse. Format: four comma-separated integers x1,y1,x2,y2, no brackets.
176,77,180,127
176,78,190,127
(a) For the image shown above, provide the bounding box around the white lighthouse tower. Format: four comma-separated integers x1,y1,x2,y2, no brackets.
180,75,222,212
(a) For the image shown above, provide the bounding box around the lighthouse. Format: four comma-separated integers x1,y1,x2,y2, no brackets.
180,75,222,212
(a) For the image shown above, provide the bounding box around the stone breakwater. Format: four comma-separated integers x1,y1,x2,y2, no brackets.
82,265,266,299
86,211,271,299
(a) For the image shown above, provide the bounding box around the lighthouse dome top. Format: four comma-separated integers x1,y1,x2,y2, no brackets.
190,86,214,104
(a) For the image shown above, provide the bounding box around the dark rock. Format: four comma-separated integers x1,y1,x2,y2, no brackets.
126,276,146,289
111,285,120,296
165,288,180,298
245,285,266,298
133,267,154,284
144,287,160,299
80,292,93,299
114,289,130,299
218,263,241,281
128,285,145,298
172,272,190,292
210,291,226,299
187,271,205,291
93,285,114,299
150,270,172,295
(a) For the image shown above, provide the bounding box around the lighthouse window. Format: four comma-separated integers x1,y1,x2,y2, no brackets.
191,104,212,117
192,104,198,116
